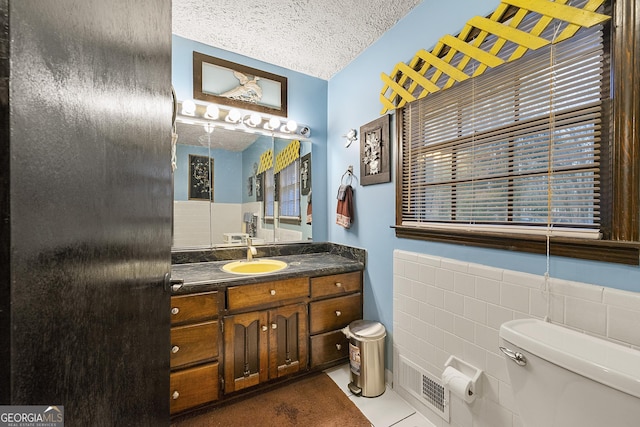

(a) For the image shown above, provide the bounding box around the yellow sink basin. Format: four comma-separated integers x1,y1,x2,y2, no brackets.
222,259,288,275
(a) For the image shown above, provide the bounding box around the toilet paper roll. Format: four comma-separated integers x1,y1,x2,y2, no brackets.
442,366,475,403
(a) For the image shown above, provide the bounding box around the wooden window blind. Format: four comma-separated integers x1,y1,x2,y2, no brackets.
399,18,605,239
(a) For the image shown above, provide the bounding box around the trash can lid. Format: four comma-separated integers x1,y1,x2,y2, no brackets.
349,320,386,339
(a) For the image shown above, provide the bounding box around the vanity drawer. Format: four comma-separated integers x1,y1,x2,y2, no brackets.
170,320,218,368
309,293,362,335
170,362,219,414
227,277,309,311
171,291,219,325
310,271,362,299
310,330,349,367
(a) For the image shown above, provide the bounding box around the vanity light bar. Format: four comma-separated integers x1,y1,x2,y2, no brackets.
177,100,311,140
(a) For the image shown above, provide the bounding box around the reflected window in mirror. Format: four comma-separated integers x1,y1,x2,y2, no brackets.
264,168,275,223
278,159,301,224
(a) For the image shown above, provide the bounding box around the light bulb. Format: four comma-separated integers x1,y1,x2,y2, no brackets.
227,108,242,123
248,113,262,127
268,117,281,130
181,99,196,116
204,104,219,120
286,120,297,132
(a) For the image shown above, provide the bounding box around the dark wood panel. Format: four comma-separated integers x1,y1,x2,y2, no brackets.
5,1,173,424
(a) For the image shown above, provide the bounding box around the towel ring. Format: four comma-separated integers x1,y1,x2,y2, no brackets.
341,165,358,185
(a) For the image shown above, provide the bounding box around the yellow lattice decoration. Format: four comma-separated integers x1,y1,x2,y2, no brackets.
380,0,610,114
275,140,301,173
257,149,273,174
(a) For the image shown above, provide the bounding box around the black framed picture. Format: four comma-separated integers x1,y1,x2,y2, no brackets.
255,172,264,201
189,154,214,200
300,153,311,195
247,176,254,197
360,114,391,185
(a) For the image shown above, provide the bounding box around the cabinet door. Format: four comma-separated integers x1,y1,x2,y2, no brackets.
223,311,268,394
268,303,308,379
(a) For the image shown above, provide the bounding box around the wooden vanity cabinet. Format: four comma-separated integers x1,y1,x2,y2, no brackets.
308,271,363,368
170,291,221,415
223,278,308,394
169,269,364,416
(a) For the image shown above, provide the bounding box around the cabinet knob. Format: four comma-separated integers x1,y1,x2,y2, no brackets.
171,345,180,354
171,307,179,315
261,325,268,332
270,289,276,296
336,344,342,350
335,310,342,317
172,391,179,400
335,282,343,288
271,323,277,329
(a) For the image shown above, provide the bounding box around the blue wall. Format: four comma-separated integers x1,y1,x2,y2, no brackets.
172,35,329,240
174,144,243,202
326,0,640,337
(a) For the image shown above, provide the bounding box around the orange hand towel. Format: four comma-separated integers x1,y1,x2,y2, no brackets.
336,185,354,228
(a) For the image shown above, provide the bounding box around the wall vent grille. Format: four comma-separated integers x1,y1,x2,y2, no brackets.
423,372,445,412
398,355,449,421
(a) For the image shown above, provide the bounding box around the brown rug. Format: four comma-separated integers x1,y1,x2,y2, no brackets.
171,372,371,427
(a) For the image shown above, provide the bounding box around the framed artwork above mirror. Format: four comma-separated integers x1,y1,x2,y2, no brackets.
193,52,288,117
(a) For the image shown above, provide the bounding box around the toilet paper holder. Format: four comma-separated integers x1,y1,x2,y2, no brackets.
443,355,483,400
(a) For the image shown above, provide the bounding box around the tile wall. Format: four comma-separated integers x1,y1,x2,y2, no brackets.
392,249,640,427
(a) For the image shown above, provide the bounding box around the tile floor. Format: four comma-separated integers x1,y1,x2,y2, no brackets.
324,364,435,427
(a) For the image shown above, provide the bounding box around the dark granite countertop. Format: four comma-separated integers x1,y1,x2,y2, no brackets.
171,252,364,295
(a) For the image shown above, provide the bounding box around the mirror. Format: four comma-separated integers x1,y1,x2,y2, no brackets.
172,120,312,250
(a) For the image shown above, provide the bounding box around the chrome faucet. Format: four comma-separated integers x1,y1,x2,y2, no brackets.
246,237,257,261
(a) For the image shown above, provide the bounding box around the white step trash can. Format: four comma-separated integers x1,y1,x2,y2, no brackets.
342,320,386,397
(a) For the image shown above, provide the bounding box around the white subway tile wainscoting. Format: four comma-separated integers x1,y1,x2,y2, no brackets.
393,250,640,427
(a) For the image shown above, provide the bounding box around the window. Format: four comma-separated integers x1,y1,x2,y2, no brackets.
396,0,640,264
264,168,275,220
278,159,301,223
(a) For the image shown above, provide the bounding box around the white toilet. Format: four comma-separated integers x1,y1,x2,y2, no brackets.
499,318,640,427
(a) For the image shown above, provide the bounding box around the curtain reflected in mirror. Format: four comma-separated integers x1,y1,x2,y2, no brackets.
172,121,312,250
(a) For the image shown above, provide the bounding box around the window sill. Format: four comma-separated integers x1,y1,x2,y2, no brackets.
279,216,301,225
393,225,640,265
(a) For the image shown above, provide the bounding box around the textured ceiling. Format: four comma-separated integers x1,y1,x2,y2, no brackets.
172,0,423,80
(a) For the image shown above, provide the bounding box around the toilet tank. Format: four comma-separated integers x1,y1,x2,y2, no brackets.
500,319,640,427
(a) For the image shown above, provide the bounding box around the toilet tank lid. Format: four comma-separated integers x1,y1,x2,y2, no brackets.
500,319,640,399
